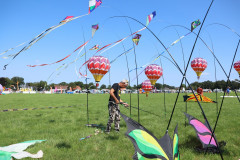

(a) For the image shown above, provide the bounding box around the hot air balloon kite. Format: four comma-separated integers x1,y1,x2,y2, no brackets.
87,56,110,88
145,64,163,85
141,80,153,97
234,61,240,78
191,57,207,79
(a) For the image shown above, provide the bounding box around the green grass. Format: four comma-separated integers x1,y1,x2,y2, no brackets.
0,93,239,159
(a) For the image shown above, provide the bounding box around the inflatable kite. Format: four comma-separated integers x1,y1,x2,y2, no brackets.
120,113,180,160
87,56,110,87
184,113,224,153
183,94,216,103
145,64,163,85
191,57,207,79
0,140,45,160
234,60,240,78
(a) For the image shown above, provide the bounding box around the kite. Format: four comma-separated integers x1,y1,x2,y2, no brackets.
234,60,240,78
146,11,156,26
120,113,180,160
87,56,110,87
184,113,225,153
183,94,216,103
191,57,207,79
27,40,90,67
145,64,163,85
90,44,100,50
141,80,153,97
3,0,102,70
132,34,142,45
89,0,102,14
0,140,45,160
96,27,146,55
191,20,201,32
92,24,99,37
60,16,74,23
128,28,197,73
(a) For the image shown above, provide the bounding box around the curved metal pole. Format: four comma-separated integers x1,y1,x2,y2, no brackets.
162,24,240,102
109,1,224,159
205,39,240,154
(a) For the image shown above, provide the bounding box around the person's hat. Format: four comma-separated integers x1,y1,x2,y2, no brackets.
121,79,129,85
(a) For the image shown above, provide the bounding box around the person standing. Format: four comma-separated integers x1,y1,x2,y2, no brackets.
106,79,129,133
197,86,203,96
226,86,230,96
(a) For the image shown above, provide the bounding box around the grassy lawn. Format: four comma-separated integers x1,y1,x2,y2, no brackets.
0,93,239,159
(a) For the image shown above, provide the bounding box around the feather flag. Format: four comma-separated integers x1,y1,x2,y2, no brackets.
146,11,156,26
89,0,102,14
92,24,99,37
132,34,142,45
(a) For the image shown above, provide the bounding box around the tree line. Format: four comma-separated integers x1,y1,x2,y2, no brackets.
0,76,239,91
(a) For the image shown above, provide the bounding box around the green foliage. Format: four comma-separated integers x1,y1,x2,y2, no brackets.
100,84,106,89
0,77,12,87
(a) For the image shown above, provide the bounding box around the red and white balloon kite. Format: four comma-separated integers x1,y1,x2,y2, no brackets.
234,61,240,78
141,80,153,97
87,56,110,87
145,64,163,85
191,57,207,79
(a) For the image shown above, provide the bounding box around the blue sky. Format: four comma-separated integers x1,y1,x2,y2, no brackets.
1,0,240,87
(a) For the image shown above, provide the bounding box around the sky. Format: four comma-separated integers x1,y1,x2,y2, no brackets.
0,0,240,87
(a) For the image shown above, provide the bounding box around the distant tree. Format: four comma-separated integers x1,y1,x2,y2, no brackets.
126,85,132,89
11,77,24,90
88,82,96,89
59,82,68,86
107,85,111,89
36,81,47,91
0,77,12,87
155,83,162,89
68,82,76,89
49,83,55,89
100,84,106,89
74,81,84,88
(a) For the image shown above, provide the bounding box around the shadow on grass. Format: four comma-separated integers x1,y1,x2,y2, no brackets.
35,114,42,117
180,135,230,156
105,135,119,140
55,142,71,149
49,119,55,123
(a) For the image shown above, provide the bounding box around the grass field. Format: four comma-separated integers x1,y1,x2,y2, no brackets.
0,93,239,160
